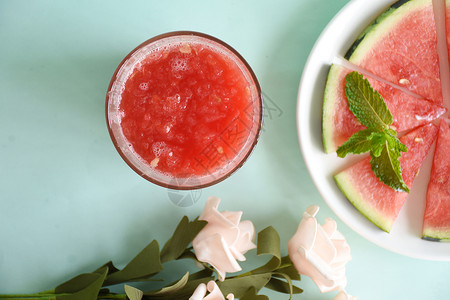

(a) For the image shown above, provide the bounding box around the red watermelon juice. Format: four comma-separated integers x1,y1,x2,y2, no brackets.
106,32,263,189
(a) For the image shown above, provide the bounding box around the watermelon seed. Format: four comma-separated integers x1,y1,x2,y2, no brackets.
151,157,160,168
399,78,410,85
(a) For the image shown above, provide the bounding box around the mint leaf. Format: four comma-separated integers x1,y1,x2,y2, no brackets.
369,133,409,193
338,71,409,193
337,128,375,157
367,131,388,157
345,71,393,130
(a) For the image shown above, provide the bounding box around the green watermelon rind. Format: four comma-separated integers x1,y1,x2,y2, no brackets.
344,0,407,59
346,0,431,63
322,64,342,153
422,230,450,242
334,170,393,233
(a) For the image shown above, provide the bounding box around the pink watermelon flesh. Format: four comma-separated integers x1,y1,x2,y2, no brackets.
347,0,442,104
447,0,450,77
323,65,446,153
335,123,438,232
422,120,450,241
447,0,450,65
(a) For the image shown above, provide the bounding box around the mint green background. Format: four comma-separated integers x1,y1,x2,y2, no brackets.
1,0,449,299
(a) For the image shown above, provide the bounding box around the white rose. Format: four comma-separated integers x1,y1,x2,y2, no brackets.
189,281,234,300
288,205,352,293
193,196,256,281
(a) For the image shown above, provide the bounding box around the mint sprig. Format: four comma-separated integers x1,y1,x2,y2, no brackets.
337,72,409,193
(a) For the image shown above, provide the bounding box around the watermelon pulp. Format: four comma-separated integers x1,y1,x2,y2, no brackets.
346,0,442,104
322,64,446,153
422,120,450,241
334,124,438,233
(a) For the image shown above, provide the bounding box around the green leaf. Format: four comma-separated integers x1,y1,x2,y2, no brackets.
95,261,120,275
188,268,214,280
145,276,214,299
273,257,300,281
217,273,272,298
240,287,269,300
345,71,393,130
265,277,303,296
370,134,409,192
336,128,376,157
55,267,108,300
160,216,207,263
104,240,163,286
251,226,281,274
367,131,389,157
256,226,280,259
143,270,214,299
125,285,143,300
149,272,190,296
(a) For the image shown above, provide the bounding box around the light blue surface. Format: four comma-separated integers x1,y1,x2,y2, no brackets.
1,0,449,299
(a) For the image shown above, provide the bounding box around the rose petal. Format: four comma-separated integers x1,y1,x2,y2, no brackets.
332,239,352,265
233,220,256,256
334,290,357,300
330,229,346,241
222,211,242,226
312,224,337,264
229,247,245,262
200,198,233,226
195,223,240,250
289,215,318,252
305,205,320,217
322,218,338,237
205,281,226,300
198,198,241,246
303,249,333,279
189,283,207,300
201,198,242,230
200,197,221,219
229,227,255,261
290,247,338,293
193,233,241,281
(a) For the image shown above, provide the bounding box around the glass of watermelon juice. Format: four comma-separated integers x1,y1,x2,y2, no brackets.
106,31,263,190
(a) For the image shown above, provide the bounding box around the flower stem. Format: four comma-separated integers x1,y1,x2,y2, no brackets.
97,294,127,299
0,293,58,299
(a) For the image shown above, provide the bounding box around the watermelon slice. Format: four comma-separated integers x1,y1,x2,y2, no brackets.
322,64,446,153
346,0,442,104
422,120,450,241
335,123,438,232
